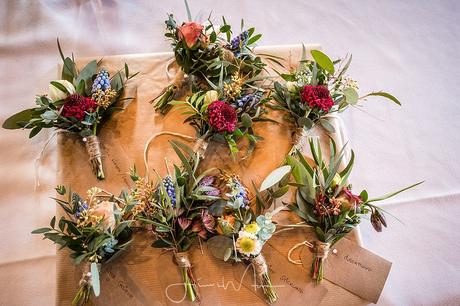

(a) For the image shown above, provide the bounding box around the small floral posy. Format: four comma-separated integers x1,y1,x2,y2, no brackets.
130,141,220,302
32,185,134,305
2,39,137,179
207,174,278,304
274,139,422,283
269,46,401,155
153,2,278,158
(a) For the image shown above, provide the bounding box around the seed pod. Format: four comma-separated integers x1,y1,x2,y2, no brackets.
371,213,382,232
375,210,387,228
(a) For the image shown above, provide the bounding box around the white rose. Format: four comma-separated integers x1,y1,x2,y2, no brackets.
286,81,297,93
48,80,75,102
92,201,116,231
204,90,219,104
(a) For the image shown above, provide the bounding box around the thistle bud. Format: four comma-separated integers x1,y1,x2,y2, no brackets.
370,213,382,232
375,210,387,228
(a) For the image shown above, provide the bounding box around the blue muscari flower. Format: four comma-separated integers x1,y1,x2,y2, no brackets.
162,176,176,206
256,214,276,242
75,202,89,218
235,91,263,109
102,237,118,253
91,69,111,94
227,178,249,209
228,31,249,57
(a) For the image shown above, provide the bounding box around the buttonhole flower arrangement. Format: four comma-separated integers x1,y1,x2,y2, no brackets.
130,141,220,302
32,185,134,306
269,138,422,283
269,46,401,155
3,39,138,179
207,174,286,304
152,1,276,114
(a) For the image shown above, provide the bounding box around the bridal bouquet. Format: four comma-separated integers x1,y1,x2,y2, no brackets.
270,46,401,154
153,3,277,158
3,40,137,179
281,139,422,283
131,141,220,302
32,186,134,305
207,174,279,303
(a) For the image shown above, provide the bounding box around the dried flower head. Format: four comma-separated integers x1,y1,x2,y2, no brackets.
223,75,244,101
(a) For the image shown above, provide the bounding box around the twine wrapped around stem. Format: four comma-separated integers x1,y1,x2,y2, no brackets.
84,135,105,180
287,240,331,284
174,252,199,302
72,262,94,306
311,241,330,283
250,254,278,304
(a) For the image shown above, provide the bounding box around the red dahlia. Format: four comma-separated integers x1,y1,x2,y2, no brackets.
208,100,237,133
61,94,97,121
300,85,334,112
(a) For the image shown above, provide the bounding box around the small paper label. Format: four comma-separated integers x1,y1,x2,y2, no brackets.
323,239,392,303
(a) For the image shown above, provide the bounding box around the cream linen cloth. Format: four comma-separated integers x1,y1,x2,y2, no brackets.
1,1,459,306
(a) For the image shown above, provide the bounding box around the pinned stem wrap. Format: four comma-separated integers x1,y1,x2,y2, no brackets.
250,254,278,304
174,251,198,302
289,127,308,155
174,251,192,268
78,262,93,287
311,241,331,283
72,262,93,306
84,135,105,180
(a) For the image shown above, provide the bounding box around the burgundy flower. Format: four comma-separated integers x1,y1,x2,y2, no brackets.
300,85,334,112
208,101,237,133
201,209,215,233
61,94,97,121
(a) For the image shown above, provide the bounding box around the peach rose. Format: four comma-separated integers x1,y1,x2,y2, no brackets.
92,201,116,231
178,22,204,48
336,188,362,211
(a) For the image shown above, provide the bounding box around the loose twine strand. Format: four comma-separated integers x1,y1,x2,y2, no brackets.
143,131,195,176
287,240,331,265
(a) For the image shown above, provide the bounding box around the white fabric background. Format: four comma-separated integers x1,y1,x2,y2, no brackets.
0,0,459,305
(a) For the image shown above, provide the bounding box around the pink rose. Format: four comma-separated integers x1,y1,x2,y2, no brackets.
178,22,204,48
92,201,116,231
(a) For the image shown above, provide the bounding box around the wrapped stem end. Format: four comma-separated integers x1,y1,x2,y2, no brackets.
251,254,278,304
175,252,199,302
84,135,105,180
310,241,330,284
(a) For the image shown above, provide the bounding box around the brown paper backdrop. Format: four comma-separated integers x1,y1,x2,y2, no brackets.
56,45,366,306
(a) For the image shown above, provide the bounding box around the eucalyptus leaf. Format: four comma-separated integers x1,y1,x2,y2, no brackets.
207,236,234,261
343,87,358,105
260,165,291,192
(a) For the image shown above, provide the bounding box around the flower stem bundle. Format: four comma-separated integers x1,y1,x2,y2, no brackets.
130,141,220,302
268,138,422,283
2,39,137,180
32,186,134,305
